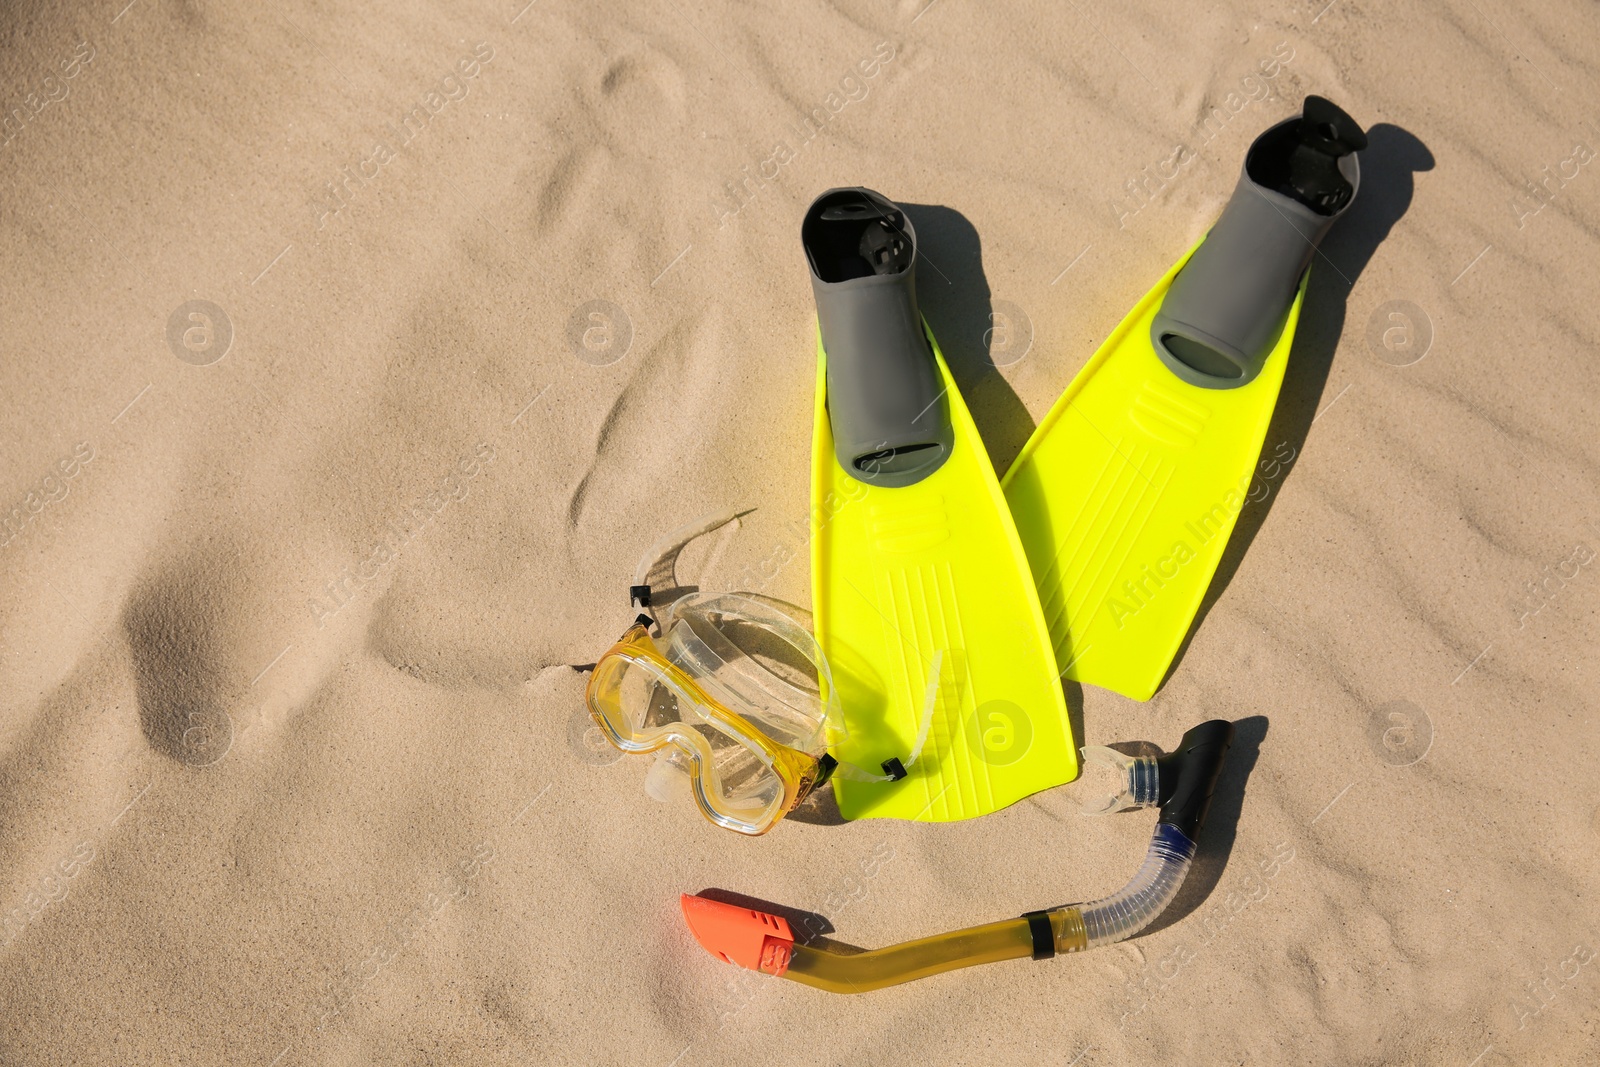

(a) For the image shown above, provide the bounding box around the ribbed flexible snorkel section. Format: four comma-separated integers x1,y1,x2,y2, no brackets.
1074,822,1196,949
1050,720,1231,955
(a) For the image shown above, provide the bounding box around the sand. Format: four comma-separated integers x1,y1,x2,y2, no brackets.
2,0,1598,1062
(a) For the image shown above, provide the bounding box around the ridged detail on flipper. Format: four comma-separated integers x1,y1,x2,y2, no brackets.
1130,379,1211,448
868,498,950,553
1033,436,1174,670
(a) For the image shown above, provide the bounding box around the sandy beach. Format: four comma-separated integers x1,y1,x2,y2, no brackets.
2,0,1598,1063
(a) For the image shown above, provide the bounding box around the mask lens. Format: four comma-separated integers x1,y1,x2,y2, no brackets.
695,746,784,824
586,630,791,833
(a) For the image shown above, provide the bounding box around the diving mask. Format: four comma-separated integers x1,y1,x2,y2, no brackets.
585,592,841,835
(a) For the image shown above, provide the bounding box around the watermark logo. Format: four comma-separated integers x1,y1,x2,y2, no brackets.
967,698,1032,766
1512,139,1595,231
307,443,496,628
1510,942,1596,1031
1,442,94,551
567,299,633,366
167,300,233,366
1101,443,1296,631
1513,541,1593,631
0,39,95,153
0,841,95,949
1112,41,1294,229
307,44,497,234
1366,699,1432,766
1365,300,1433,367
568,703,622,766
178,706,234,767
709,41,899,226
985,300,1033,368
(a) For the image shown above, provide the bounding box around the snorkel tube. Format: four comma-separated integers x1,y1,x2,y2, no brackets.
682,720,1233,993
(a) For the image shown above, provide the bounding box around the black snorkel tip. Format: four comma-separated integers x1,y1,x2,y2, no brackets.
1154,719,1235,841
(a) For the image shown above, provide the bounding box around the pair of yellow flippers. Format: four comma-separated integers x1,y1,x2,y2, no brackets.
811,98,1366,822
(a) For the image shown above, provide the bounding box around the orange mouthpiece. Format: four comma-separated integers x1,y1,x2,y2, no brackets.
680,894,795,976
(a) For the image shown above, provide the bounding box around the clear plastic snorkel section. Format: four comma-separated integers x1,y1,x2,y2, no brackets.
1048,726,1233,953
1056,745,1201,952
1077,744,1163,814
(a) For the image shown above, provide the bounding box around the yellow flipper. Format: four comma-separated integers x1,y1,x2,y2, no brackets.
814,328,1078,822
1003,244,1306,701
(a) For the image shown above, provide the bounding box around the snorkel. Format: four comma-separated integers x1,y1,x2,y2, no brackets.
680,721,1232,993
